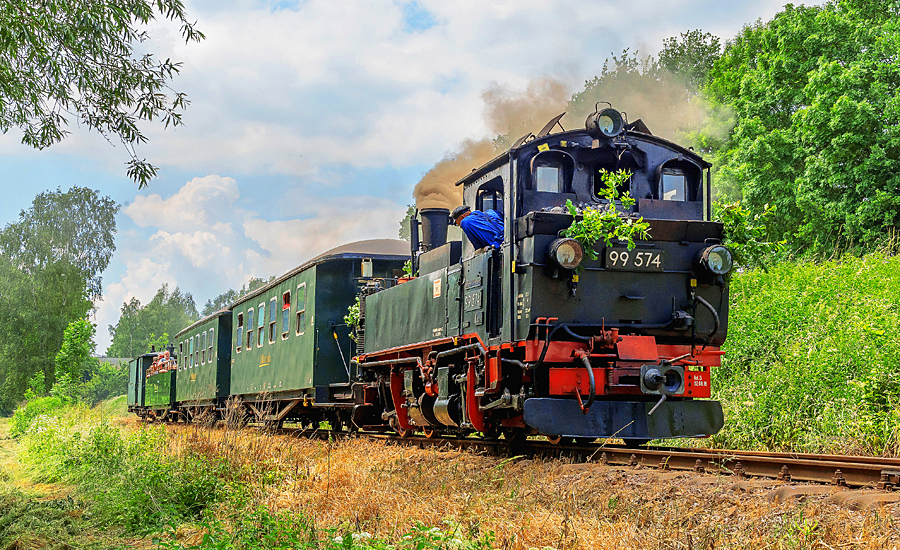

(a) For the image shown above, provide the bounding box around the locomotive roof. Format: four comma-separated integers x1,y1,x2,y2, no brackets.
454,127,711,187
231,239,410,307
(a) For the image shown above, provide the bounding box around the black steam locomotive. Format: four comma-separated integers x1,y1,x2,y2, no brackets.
354,107,729,443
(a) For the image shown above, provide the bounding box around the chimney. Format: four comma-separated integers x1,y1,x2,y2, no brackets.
419,208,450,251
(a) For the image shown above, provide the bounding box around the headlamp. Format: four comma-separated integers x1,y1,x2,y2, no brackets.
586,108,625,138
698,245,734,275
548,238,584,270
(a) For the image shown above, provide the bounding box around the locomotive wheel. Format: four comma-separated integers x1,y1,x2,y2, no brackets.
547,435,563,445
397,427,413,438
422,426,438,439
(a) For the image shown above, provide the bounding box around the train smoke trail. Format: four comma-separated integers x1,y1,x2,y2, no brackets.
413,77,571,211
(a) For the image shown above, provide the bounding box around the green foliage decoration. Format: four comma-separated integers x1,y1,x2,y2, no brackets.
344,297,360,342
563,170,650,262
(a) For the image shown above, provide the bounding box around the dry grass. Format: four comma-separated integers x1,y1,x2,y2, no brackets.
161,422,900,549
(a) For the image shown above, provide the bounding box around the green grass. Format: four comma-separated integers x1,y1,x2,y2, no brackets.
712,251,900,454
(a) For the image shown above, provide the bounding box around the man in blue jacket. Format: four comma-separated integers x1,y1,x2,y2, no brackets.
451,205,504,250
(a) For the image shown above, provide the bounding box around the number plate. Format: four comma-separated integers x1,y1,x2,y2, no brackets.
604,248,665,271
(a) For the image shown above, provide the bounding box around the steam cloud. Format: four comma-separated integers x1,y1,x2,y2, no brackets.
412,67,732,211
413,77,572,211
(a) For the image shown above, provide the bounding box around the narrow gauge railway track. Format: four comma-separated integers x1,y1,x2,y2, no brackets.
272,426,900,490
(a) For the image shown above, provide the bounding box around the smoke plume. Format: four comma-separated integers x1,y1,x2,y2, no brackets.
413,77,572,211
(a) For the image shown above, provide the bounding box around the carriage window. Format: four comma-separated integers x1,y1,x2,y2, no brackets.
236,313,244,352
258,302,265,347
195,334,201,366
178,342,183,370
201,331,207,364
268,297,277,344
247,308,254,348
189,337,194,368
296,283,307,336
662,168,686,201
535,166,560,192
282,291,291,338
208,329,215,360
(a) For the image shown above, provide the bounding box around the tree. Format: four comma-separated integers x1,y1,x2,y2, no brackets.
0,187,119,298
658,30,722,90
201,276,274,316
398,205,416,241
0,0,204,188
107,284,198,357
706,0,900,248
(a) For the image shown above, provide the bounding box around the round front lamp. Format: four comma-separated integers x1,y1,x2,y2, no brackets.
699,245,734,275
586,108,625,138
549,238,584,270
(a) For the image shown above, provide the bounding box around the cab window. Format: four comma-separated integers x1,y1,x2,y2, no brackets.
530,151,574,193
661,168,686,201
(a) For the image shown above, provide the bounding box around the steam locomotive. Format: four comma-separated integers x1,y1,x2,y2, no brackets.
128,107,730,445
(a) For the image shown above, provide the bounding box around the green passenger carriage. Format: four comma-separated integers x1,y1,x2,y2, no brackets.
175,310,232,416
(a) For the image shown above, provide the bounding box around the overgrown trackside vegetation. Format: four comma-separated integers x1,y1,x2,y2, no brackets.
713,250,900,454
6,406,899,549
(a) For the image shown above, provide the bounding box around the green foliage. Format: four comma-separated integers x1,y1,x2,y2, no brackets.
344,297,361,342
398,204,416,241
107,284,198,357
158,511,494,550
0,186,118,299
713,251,900,454
21,410,223,533
0,187,117,410
54,318,95,383
148,332,170,353
715,201,785,269
563,170,650,261
9,396,67,437
402,259,413,277
706,1,900,250
657,30,722,89
0,0,204,188
202,276,275,316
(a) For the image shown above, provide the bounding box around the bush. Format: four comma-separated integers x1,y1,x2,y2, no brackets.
9,396,68,437
712,251,900,454
21,409,224,533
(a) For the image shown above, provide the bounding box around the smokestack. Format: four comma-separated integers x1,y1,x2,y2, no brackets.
419,208,450,251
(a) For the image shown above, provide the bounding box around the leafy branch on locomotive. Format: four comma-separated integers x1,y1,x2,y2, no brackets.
127,106,733,446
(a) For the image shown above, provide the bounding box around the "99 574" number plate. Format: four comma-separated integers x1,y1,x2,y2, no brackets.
604,248,665,271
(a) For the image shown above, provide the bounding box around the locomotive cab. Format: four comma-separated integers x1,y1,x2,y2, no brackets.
358,108,728,443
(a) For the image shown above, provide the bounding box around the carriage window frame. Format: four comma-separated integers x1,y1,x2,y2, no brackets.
195,334,201,366
201,331,207,364
247,308,254,348
178,342,183,371
236,312,244,352
282,291,291,339
257,302,265,347
208,328,215,361
189,337,194,368
295,283,307,336
268,297,277,344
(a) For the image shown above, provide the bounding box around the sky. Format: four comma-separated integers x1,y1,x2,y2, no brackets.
0,0,819,352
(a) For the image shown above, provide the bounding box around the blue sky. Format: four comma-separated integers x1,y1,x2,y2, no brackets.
0,0,820,351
